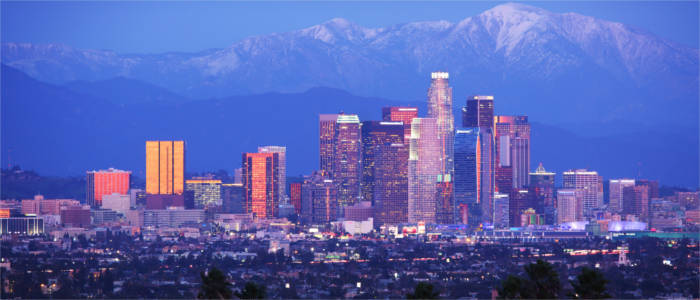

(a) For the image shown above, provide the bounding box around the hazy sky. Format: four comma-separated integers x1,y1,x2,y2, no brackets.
2,1,698,54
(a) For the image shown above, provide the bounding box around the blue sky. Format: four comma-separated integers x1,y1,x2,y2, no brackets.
2,1,698,53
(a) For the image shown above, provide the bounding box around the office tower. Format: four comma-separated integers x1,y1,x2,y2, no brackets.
382,107,418,142
290,183,302,214
454,128,480,225
557,189,583,224
493,193,510,228
221,183,244,213
563,169,603,216
408,118,440,224
86,168,131,207
494,116,530,190
360,121,404,202
186,178,222,209
333,114,362,210
319,114,340,173
301,170,338,224
427,72,455,177
529,163,556,224
623,185,649,221
435,174,454,224
373,143,408,226
636,179,659,199
609,179,635,213
462,95,494,129
258,146,287,202
146,141,185,195
509,189,531,227
242,152,279,218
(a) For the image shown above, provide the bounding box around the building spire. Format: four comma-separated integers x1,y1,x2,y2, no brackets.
535,162,546,173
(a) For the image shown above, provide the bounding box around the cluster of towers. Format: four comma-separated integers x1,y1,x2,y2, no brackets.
308,71,539,228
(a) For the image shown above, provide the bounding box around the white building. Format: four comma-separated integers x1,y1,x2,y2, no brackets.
609,179,635,213
102,193,130,214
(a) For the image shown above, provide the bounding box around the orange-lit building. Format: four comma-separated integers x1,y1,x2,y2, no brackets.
242,152,279,218
86,168,131,207
290,182,302,214
382,107,418,142
146,141,185,195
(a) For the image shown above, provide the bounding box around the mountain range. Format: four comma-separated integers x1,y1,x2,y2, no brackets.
2,3,698,127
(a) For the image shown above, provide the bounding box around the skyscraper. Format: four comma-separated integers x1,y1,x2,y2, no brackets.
301,170,338,224
373,143,409,226
290,182,302,215
408,118,440,224
623,185,649,221
382,107,418,142
146,141,185,195
462,95,494,129
509,189,531,227
557,189,584,224
319,114,340,173
493,193,510,228
636,179,660,199
242,152,279,218
427,71,455,178
435,174,454,224
333,114,362,210
86,168,131,207
454,128,481,225
360,121,404,202
494,115,530,190
258,146,287,202
529,163,556,224
609,179,635,213
185,178,222,209
563,169,604,216
221,183,244,213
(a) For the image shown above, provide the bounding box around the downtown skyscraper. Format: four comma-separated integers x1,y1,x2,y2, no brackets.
408,118,440,224
373,143,409,226
301,170,338,224
382,106,418,142
529,163,556,224
318,113,362,212
494,115,530,191
609,178,636,213
258,146,287,203
145,141,185,195
563,169,604,217
360,121,404,203
242,152,280,218
427,72,455,223
86,168,131,207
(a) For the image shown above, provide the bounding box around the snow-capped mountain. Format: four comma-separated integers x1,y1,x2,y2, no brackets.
2,3,698,125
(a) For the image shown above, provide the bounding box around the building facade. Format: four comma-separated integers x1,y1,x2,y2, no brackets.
242,152,280,218
86,168,131,207
557,189,583,224
146,141,185,195
258,146,287,203
373,143,409,226
529,163,556,224
408,118,440,224
609,179,635,213
301,171,338,224
494,115,530,190
562,169,603,216
382,106,418,142
360,121,404,202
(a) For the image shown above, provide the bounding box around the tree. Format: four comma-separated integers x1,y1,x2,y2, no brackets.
524,259,560,299
235,282,266,299
198,267,232,299
498,260,560,299
571,267,610,299
407,282,440,299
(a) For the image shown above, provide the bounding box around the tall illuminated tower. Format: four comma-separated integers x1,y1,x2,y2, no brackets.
242,152,279,218
454,128,480,225
360,121,403,202
258,146,287,202
494,115,530,190
609,179,635,213
462,95,494,129
373,143,409,226
529,163,556,224
563,169,603,216
427,72,454,177
408,118,440,224
145,141,184,195
319,114,339,173
334,114,362,210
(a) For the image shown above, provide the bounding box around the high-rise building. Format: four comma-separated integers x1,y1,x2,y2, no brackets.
408,118,440,224
258,146,287,203
509,189,531,227
563,169,603,216
86,168,131,207
462,95,494,130
623,185,649,221
333,114,362,210
382,107,418,142
435,174,454,224
454,128,480,225
360,121,404,202
609,179,635,213
146,141,185,195
494,115,530,190
636,179,659,199
242,152,279,218
529,163,556,224
185,178,222,209
319,114,340,173
557,189,583,224
493,193,510,228
221,183,244,213
290,182,302,214
373,143,409,226
427,72,455,178
301,171,338,224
